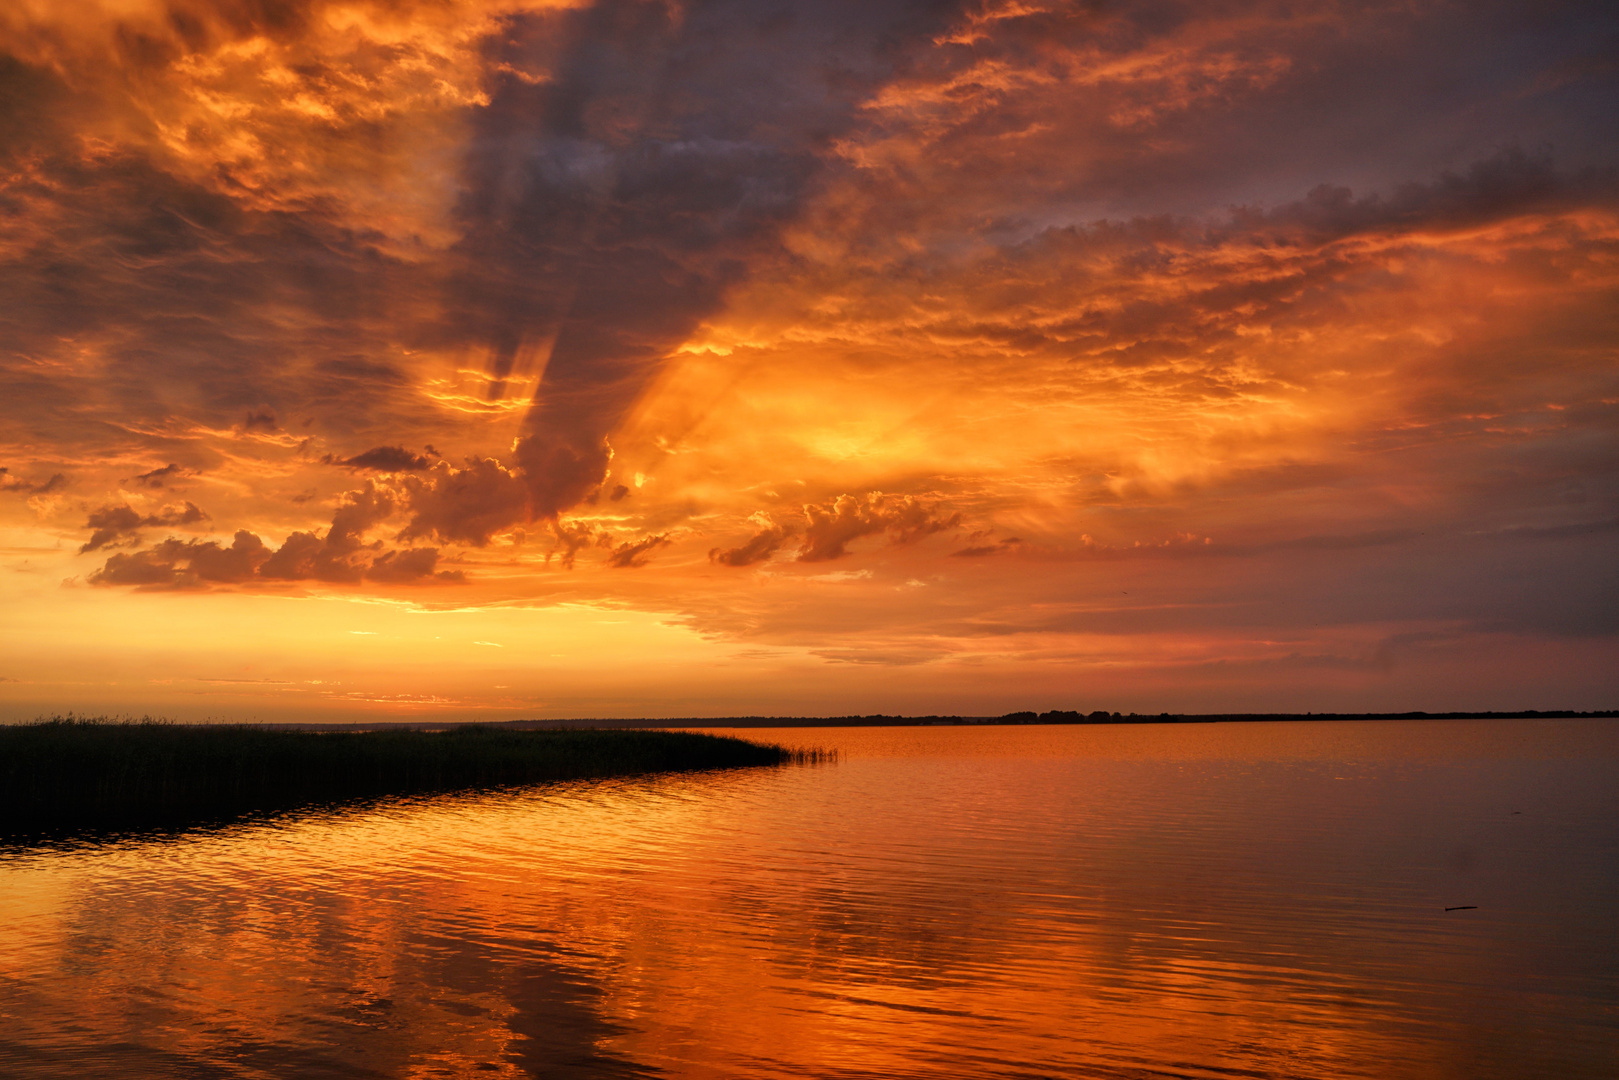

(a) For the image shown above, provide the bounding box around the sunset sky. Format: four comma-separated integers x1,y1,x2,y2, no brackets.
1,0,1616,721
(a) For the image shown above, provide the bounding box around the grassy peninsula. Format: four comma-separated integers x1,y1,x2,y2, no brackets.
0,718,809,838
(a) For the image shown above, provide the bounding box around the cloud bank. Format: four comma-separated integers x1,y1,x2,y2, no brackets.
1,0,1616,712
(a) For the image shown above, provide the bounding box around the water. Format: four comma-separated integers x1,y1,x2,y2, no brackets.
1,720,1616,1079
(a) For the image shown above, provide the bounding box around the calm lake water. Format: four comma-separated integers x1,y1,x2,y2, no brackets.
2,720,1617,1078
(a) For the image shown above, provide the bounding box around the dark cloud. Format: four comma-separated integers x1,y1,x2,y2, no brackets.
794,147,1619,449
87,480,416,586
88,547,195,589
88,529,268,589
187,530,272,582
606,533,670,568
256,530,337,580
710,520,788,567
399,458,531,547
79,467,508,588
821,0,1619,237
257,484,394,582
325,483,394,554
547,519,607,570
1228,147,1615,245
445,0,972,520
0,468,66,494
331,446,436,472
90,527,461,589
0,22,436,470
159,501,209,525
0,135,416,462
81,505,147,553
798,494,960,562
365,547,464,584
80,501,209,552
129,463,191,489
953,537,1021,558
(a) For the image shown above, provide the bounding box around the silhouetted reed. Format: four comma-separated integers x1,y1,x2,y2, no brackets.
0,717,824,837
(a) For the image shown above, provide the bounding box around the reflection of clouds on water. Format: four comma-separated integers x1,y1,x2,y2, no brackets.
1,723,1617,1078
0,794,663,1078
503,958,658,1079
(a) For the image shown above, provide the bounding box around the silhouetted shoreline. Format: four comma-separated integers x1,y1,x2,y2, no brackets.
0,719,814,840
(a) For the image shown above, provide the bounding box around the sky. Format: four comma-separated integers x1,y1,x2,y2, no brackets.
1,0,1616,722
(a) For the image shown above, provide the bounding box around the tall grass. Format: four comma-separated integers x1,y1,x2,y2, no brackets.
0,717,823,837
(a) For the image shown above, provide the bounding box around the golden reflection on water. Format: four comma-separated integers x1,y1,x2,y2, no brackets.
1,721,1617,1078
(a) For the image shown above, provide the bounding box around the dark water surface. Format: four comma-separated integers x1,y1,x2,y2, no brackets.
1,720,1616,1078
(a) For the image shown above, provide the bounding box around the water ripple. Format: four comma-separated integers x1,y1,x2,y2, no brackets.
1,720,1617,1078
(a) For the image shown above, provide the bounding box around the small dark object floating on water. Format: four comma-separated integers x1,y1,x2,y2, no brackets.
1444,905,1478,911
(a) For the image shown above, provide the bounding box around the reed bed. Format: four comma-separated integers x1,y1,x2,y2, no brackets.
0,717,823,837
